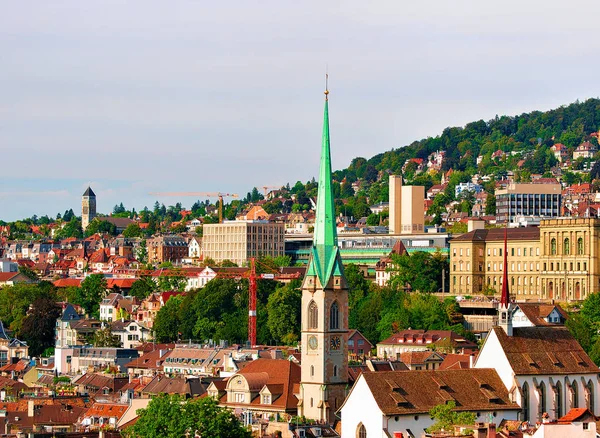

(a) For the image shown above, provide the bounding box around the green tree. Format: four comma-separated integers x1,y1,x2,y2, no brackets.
93,325,121,347
129,277,157,299
123,223,143,238
153,295,184,342
20,297,62,356
18,265,39,281
485,194,496,215
267,281,301,344
388,251,448,293
76,274,107,317
124,394,251,438
426,400,476,433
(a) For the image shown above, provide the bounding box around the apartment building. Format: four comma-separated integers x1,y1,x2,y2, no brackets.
202,220,285,266
450,218,600,301
495,182,562,224
146,235,188,264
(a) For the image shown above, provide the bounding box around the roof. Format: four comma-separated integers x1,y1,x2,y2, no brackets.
557,407,596,423
378,330,477,351
514,303,568,327
439,354,473,370
399,351,444,365
82,402,128,420
125,348,171,370
83,187,96,197
225,358,301,410
451,227,540,242
358,368,520,416
141,375,207,397
491,326,598,375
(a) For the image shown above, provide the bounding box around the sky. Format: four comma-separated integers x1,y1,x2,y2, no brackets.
2,1,600,221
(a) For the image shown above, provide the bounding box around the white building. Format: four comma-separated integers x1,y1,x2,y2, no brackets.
474,305,600,424
340,368,520,438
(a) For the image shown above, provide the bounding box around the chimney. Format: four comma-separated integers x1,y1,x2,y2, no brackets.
487,423,496,438
28,400,34,417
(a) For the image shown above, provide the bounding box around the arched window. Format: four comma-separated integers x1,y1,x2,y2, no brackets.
586,380,595,413
308,301,318,329
564,239,570,255
538,382,547,420
310,365,314,377
356,423,367,438
571,381,579,409
522,382,530,421
333,365,337,377
555,381,563,418
330,301,340,330
551,238,557,255
578,238,584,255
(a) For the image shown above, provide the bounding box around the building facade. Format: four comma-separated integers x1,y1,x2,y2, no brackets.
389,175,425,234
146,235,188,264
81,187,97,231
495,183,562,224
450,218,600,301
202,221,285,266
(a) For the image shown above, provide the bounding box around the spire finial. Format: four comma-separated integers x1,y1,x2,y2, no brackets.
324,73,329,100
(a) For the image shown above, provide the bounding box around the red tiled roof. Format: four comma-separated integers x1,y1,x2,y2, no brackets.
82,402,128,420
53,278,82,288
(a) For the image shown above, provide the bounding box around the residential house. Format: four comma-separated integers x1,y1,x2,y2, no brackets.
208,358,300,427
110,320,149,349
377,329,478,358
347,329,373,358
188,236,202,259
125,347,172,377
398,351,445,370
0,272,36,286
140,374,208,398
551,143,569,162
146,235,188,264
79,402,129,431
1,400,86,435
134,291,185,329
69,348,139,374
162,345,230,377
100,293,124,322
573,141,597,160
374,239,407,287
340,368,521,438
0,322,28,367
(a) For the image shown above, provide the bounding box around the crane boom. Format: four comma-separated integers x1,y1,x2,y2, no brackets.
149,192,239,223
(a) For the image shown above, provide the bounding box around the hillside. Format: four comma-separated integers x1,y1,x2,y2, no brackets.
4,98,600,237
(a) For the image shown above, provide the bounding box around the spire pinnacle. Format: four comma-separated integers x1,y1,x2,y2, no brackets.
324,73,329,100
500,226,510,307
306,84,343,286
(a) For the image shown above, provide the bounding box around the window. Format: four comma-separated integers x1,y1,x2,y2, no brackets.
578,238,584,255
330,301,340,330
308,301,318,329
357,423,367,438
538,382,546,420
310,365,314,377
555,381,563,418
586,380,594,413
262,394,271,404
564,238,570,255
572,381,579,409
522,382,529,421
235,392,246,403
551,238,557,255
511,248,515,256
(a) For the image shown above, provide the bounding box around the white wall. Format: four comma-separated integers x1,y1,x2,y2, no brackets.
340,376,384,438
473,329,515,391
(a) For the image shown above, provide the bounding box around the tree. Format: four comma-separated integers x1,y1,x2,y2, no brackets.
267,281,301,344
85,219,117,237
123,223,143,238
485,194,496,215
388,251,448,293
18,265,39,281
153,295,184,342
20,297,61,356
426,400,476,433
76,274,107,317
93,325,121,347
124,394,251,438
130,277,157,299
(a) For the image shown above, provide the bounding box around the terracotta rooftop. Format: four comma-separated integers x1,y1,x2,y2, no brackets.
452,227,540,242
514,303,568,327
357,368,520,416
491,326,598,375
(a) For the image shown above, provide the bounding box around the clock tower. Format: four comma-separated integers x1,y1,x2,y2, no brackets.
299,84,348,423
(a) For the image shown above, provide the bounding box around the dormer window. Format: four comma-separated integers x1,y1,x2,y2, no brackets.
262,394,271,405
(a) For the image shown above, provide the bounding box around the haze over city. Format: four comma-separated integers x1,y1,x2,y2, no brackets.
2,0,600,221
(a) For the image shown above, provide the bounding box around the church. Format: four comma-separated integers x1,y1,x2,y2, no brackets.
297,84,349,424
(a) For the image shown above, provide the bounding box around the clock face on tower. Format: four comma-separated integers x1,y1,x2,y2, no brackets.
308,335,318,350
330,335,341,351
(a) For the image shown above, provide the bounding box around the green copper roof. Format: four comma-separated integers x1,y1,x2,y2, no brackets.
306,92,344,286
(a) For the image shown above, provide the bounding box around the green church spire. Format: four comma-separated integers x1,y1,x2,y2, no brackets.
306,83,344,286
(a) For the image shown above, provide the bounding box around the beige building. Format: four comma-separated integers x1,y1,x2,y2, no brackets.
388,175,425,234
202,220,285,266
449,218,600,302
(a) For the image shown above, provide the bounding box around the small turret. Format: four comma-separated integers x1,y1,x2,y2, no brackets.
499,226,513,336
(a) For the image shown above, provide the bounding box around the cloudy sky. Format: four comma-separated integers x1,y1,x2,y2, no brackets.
2,1,600,221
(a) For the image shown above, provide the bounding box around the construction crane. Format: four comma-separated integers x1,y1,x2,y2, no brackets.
215,258,302,347
262,185,281,197
149,192,239,223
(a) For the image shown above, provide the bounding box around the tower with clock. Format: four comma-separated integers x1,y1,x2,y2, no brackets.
299,83,349,424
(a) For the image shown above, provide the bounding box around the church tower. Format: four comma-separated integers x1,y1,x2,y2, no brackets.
498,226,513,336
81,187,96,231
299,83,348,423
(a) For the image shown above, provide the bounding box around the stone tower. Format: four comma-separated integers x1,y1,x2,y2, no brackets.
81,186,96,230
299,85,348,423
